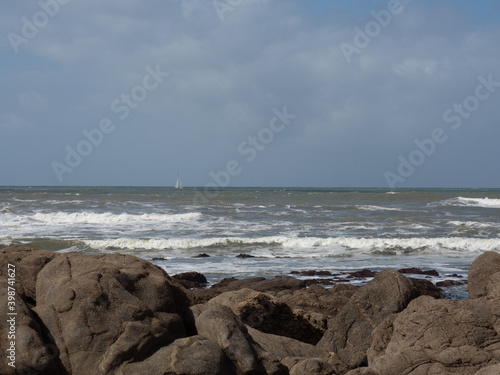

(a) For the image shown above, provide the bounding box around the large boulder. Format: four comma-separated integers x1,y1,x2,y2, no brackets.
367,296,500,374
468,251,500,299
33,252,193,375
209,288,324,344
195,302,287,375
0,247,59,303
0,279,63,375
317,270,418,369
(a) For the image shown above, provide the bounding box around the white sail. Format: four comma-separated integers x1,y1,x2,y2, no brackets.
175,173,183,189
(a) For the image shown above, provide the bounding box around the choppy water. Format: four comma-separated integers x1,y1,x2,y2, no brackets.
1,186,500,294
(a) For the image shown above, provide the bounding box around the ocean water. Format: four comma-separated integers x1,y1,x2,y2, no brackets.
1,186,500,295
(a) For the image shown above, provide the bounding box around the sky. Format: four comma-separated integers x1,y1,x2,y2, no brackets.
1,0,499,188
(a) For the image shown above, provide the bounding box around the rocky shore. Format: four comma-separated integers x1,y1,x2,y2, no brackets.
1,247,500,375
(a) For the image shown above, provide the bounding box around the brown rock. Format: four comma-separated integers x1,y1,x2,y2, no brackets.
292,270,334,276
398,267,439,276
345,368,379,375
348,269,377,278
0,279,62,375
0,247,59,304
317,270,418,369
172,271,208,289
367,296,500,375
236,253,255,258
436,279,466,287
195,302,287,375
474,364,500,375
118,335,230,375
194,276,307,303
246,326,330,361
277,284,358,329
33,252,192,375
410,278,444,298
486,272,500,300
210,288,324,344
289,358,338,375
468,251,500,299
193,252,210,258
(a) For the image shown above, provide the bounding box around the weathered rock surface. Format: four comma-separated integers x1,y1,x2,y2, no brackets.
288,358,338,375
195,302,287,375
367,296,500,375
3,246,500,375
0,247,59,303
194,276,307,302
277,284,358,322
344,368,379,375
468,251,500,299
474,363,500,375
209,288,324,344
33,252,193,375
0,279,63,375
118,335,231,375
318,270,418,369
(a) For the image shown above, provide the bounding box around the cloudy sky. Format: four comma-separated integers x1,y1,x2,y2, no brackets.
1,0,499,188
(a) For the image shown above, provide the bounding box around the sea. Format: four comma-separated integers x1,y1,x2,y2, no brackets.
1,186,500,298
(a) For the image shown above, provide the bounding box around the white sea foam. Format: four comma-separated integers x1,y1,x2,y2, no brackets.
356,205,401,211
30,211,202,225
445,197,500,209
82,236,500,255
448,221,494,229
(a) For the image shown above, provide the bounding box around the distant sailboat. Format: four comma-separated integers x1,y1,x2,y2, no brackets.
175,173,183,189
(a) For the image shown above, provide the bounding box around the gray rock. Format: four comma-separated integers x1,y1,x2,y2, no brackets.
468,251,500,299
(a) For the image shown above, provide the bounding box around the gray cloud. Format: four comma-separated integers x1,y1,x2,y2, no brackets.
1,0,499,187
